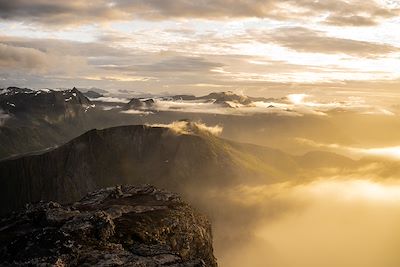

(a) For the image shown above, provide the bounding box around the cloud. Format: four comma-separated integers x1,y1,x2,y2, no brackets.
192,121,224,136
0,29,399,93
208,178,400,267
262,27,400,57
324,14,379,26
0,42,88,75
120,109,153,115
0,43,49,71
148,120,223,136
145,93,391,117
100,55,224,73
0,0,397,26
296,138,400,160
0,36,231,90
0,28,398,94
291,0,400,26
90,96,128,103
0,0,128,25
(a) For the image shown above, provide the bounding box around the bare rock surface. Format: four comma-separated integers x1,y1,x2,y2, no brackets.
0,185,217,267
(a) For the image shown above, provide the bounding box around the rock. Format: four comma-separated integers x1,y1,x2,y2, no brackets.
0,185,218,267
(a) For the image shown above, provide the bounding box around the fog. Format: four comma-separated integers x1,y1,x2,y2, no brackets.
192,178,400,267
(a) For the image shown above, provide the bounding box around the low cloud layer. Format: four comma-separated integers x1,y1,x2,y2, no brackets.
297,138,400,160
133,93,396,117
202,178,400,267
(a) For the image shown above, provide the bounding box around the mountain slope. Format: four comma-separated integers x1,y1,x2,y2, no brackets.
0,123,305,215
0,87,96,159
0,87,92,120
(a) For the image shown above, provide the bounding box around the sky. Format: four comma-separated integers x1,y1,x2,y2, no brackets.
0,0,399,96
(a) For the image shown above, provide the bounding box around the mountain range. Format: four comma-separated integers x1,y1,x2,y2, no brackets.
0,87,287,159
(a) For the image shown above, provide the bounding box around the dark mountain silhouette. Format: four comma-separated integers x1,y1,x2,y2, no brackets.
0,87,91,119
83,90,104,99
124,98,155,110
0,87,97,159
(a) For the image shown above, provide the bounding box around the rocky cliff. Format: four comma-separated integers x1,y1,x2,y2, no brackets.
0,185,217,267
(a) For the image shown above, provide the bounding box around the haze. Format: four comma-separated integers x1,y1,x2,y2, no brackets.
1,1,400,267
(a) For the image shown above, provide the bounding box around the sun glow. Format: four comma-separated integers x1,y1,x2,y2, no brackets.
302,179,400,202
288,93,308,105
362,146,400,160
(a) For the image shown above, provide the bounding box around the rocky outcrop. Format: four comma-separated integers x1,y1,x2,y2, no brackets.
0,185,218,267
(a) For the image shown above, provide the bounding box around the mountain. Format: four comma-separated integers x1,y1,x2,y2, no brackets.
83,90,104,99
122,91,287,112
0,87,92,120
124,98,155,110
0,87,297,160
0,185,217,267
199,91,253,107
0,87,98,159
197,91,287,107
0,122,358,216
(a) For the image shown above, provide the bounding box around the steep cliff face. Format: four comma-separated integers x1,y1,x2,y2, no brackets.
0,185,217,267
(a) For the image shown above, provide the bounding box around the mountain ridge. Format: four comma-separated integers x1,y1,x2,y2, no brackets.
0,123,358,216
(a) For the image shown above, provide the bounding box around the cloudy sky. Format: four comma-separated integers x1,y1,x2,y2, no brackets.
0,0,399,96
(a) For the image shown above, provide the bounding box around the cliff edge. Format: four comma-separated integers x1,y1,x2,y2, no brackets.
0,185,217,267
